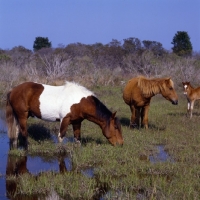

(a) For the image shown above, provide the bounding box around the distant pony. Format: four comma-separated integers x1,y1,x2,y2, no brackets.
182,82,200,118
6,82,123,149
123,76,178,129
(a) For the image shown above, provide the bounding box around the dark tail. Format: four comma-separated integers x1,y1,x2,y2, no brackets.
6,92,18,149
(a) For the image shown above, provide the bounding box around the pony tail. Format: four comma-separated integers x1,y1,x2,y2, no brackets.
6,92,18,148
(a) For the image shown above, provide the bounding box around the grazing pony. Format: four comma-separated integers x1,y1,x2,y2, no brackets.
6,82,123,149
123,76,178,129
182,82,200,118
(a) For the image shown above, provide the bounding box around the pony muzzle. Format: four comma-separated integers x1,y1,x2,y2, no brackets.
172,100,178,105
108,137,124,146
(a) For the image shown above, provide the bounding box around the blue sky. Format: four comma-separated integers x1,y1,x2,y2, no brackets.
0,0,200,51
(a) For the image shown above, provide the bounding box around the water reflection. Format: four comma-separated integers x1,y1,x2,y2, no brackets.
0,109,7,134
6,154,70,199
81,168,94,178
0,109,95,199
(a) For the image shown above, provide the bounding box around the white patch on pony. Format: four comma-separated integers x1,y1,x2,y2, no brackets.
183,85,188,95
39,82,94,121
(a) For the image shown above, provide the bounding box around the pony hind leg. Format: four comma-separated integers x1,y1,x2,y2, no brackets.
6,101,20,149
130,105,140,128
17,116,29,150
141,105,150,129
9,125,20,149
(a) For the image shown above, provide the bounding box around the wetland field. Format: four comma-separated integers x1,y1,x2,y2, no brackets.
0,85,200,199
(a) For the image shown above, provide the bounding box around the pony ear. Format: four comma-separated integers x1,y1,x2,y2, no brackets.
165,78,171,83
112,111,117,118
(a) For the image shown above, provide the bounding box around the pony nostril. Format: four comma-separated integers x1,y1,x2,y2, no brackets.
172,100,178,105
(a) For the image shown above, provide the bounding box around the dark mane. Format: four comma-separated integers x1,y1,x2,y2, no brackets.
91,96,112,123
114,117,121,131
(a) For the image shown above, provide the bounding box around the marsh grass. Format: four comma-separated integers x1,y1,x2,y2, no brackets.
7,86,200,199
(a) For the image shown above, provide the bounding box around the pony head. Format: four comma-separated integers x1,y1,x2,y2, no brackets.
161,78,178,105
105,112,123,146
182,82,190,95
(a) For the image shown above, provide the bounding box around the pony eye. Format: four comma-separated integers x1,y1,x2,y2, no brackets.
169,87,173,90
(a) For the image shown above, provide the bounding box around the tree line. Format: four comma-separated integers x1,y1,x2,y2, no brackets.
0,31,199,102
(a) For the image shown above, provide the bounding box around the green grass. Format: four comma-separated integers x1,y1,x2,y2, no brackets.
7,85,200,199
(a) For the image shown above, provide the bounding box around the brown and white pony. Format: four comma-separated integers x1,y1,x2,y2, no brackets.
6,81,123,149
182,82,200,118
123,76,178,129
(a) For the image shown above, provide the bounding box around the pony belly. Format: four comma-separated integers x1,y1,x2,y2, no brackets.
39,100,63,122
40,114,59,122
39,101,71,122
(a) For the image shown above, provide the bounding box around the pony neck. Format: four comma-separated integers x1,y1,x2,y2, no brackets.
86,115,110,137
187,85,194,94
139,78,165,97
84,96,112,139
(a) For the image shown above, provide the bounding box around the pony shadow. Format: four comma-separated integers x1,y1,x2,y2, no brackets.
147,123,166,131
16,124,52,149
27,123,106,146
190,112,200,116
120,117,130,127
120,117,166,131
54,135,105,146
80,136,105,146
27,123,51,141
167,112,187,117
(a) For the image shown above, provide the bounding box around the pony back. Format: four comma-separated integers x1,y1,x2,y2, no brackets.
138,76,172,97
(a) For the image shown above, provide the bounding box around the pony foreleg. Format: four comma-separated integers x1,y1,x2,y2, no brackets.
189,101,195,118
58,117,70,143
72,122,82,143
187,102,190,117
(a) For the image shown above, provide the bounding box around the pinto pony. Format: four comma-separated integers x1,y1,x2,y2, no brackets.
182,82,200,118
123,76,178,129
6,82,123,149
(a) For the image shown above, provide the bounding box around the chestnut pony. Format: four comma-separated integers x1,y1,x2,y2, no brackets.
182,82,200,118
123,76,178,129
6,82,123,149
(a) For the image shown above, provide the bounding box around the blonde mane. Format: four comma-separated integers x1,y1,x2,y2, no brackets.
137,76,173,96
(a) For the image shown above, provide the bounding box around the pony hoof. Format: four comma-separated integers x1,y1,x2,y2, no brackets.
129,123,138,129
74,138,81,146
58,136,64,143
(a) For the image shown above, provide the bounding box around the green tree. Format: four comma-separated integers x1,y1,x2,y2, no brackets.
123,37,142,54
171,31,193,56
142,40,165,56
33,37,52,51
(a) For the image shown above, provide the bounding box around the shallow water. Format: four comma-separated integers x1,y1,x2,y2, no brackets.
149,145,173,163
